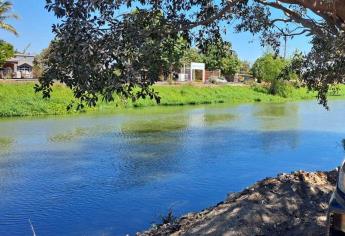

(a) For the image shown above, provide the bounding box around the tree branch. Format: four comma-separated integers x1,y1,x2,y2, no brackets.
255,0,325,37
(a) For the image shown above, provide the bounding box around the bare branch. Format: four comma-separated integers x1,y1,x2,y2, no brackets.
255,0,325,36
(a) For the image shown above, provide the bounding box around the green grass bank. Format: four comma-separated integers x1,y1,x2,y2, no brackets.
0,82,344,117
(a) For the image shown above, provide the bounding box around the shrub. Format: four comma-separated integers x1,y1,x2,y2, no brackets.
268,80,293,98
252,84,268,94
251,53,288,83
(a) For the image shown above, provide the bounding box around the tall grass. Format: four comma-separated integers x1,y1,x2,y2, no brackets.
0,82,343,117
0,83,75,117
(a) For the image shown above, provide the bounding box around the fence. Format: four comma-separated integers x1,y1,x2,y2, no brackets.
205,70,221,81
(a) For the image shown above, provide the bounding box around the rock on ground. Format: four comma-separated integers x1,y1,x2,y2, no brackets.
138,170,338,236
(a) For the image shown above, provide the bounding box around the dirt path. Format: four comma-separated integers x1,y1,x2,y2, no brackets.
138,170,338,236
0,79,38,83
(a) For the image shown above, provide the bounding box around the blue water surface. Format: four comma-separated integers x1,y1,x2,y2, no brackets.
0,100,344,236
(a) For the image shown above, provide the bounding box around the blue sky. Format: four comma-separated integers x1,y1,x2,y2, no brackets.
1,1,56,55
1,0,312,63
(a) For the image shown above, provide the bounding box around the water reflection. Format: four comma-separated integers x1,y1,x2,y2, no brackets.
114,108,238,189
116,115,189,188
253,103,300,151
253,103,299,130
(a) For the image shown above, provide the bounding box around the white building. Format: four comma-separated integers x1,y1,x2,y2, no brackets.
178,62,206,83
1,53,35,79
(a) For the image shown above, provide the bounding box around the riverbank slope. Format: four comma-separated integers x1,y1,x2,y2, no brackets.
0,82,344,117
138,170,337,236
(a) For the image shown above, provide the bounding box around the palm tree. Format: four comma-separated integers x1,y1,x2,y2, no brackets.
0,0,18,36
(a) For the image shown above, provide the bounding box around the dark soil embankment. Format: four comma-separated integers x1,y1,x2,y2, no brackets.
138,170,338,236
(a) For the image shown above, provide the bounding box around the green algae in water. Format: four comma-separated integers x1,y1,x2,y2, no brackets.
49,128,90,142
121,118,188,134
49,125,117,143
204,113,236,124
0,137,14,148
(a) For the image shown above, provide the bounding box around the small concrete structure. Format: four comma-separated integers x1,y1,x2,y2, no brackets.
190,62,206,83
0,53,35,79
178,62,206,83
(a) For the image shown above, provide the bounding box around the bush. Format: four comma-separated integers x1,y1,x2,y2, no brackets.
268,80,293,98
251,53,288,83
252,84,269,94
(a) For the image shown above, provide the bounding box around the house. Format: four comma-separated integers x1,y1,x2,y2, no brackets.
0,53,35,79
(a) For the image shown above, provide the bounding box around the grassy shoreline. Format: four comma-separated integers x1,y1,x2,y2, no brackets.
0,82,344,117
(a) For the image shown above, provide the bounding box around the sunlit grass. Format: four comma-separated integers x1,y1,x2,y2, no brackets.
0,82,344,117
0,83,75,117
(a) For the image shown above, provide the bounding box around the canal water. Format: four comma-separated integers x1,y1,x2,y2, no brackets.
0,101,344,235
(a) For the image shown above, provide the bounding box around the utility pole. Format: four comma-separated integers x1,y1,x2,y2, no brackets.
283,35,287,59
23,43,31,54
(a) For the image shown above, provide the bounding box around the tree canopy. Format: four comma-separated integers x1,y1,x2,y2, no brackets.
40,0,345,108
252,53,288,83
220,54,241,78
0,40,14,67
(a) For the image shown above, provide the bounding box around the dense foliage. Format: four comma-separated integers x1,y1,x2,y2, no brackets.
40,0,345,107
180,48,204,66
0,1,16,68
303,35,345,108
251,52,304,97
220,54,241,78
0,40,14,67
201,43,241,77
251,54,288,83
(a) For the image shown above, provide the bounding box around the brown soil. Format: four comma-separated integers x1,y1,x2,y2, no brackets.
138,170,338,236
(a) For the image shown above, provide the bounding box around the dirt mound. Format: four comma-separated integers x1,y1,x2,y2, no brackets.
138,170,338,236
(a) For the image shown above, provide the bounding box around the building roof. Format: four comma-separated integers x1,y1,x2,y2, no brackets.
8,53,35,67
18,63,33,68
